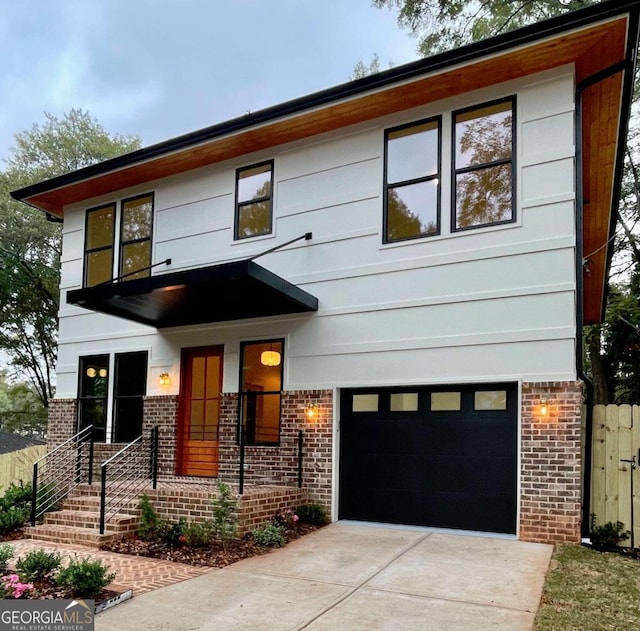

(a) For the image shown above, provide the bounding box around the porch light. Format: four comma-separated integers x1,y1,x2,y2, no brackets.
98,368,107,378
304,403,319,419
540,398,548,417
86,367,96,378
261,350,281,367
159,371,171,386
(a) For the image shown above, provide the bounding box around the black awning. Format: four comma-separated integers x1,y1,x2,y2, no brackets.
66,260,318,328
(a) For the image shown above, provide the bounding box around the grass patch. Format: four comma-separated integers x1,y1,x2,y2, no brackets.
535,544,640,630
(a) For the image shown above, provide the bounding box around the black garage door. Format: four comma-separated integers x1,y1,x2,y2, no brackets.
339,383,517,534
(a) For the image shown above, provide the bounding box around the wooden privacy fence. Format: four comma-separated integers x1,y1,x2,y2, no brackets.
590,404,640,547
0,445,47,492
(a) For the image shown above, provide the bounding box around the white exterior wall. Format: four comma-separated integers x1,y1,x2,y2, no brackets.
56,65,577,404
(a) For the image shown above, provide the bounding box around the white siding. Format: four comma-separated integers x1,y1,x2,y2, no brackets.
56,65,577,399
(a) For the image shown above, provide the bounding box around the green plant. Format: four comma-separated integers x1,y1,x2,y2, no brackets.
211,480,238,547
138,494,160,541
589,514,630,548
183,521,212,547
0,507,27,535
0,574,33,599
273,508,298,528
159,517,187,546
0,543,15,573
56,556,116,598
296,503,327,525
252,522,286,548
0,482,32,512
15,549,62,581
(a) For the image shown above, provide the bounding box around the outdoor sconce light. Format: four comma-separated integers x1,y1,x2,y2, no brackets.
159,372,171,386
540,398,548,417
304,403,319,420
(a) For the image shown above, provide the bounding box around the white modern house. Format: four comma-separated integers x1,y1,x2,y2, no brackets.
13,1,639,544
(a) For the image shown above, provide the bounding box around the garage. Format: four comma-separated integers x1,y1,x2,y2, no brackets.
339,383,517,534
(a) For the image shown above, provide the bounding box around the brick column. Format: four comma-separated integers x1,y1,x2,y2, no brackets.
143,395,178,478
46,399,77,450
520,381,582,543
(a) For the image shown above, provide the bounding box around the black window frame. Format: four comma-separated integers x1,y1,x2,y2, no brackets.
237,338,284,446
234,160,274,241
83,203,116,288
383,116,442,244
451,96,516,233
112,350,148,443
118,192,154,280
77,354,110,442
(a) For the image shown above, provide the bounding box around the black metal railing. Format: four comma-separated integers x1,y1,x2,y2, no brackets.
238,429,304,494
99,426,159,534
31,425,94,525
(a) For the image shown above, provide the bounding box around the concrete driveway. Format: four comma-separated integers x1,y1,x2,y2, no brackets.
96,522,552,631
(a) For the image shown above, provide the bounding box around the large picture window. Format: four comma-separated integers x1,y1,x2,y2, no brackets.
119,193,153,280
112,351,148,443
453,98,515,231
78,355,109,441
238,339,283,445
235,161,273,240
384,118,441,243
84,204,115,287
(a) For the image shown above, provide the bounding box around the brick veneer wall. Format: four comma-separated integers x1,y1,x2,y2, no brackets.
143,395,179,478
520,381,583,544
46,399,77,449
218,390,333,519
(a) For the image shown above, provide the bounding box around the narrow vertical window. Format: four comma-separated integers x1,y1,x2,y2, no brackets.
384,117,441,243
238,339,283,445
84,204,115,287
112,351,148,443
78,355,109,442
235,161,273,239
453,98,515,231
120,193,153,280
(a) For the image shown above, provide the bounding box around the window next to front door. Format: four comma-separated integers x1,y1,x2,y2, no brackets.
239,339,283,445
78,355,109,442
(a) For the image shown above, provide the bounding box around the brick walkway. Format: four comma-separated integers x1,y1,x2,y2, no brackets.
7,538,214,596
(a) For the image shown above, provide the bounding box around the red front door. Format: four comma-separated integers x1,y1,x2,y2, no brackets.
177,346,223,477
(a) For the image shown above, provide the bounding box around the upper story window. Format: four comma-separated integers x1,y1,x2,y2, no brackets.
384,117,441,243
235,161,273,240
453,97,515,231
84,204,116,287
82,193,154,288
238,339,283,445
119,193,153,280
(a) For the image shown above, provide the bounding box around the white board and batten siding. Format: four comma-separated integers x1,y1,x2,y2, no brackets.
56,65,578,399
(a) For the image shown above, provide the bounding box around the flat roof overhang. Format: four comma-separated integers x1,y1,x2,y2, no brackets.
66,260,318,328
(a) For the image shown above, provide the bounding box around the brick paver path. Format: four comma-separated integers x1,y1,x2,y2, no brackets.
7,539,214,595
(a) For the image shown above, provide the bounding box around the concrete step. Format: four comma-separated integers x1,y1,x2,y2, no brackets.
44,509,138,529
24,524,129,548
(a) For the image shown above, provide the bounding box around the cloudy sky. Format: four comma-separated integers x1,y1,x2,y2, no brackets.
0,0,419,162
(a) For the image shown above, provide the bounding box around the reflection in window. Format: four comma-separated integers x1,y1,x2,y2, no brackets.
84,205,115,287
384,118,440,242
235,161,273,239
112,351,148,443
120,194,153,280
390,392,418,412
78,355,109,441
239,339,283,445
352,394,379,412
454,98,514,230
474,390,507,410
431,392,461,411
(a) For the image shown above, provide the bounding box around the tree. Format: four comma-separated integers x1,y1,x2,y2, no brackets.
0,370,47,438
0,109,141,409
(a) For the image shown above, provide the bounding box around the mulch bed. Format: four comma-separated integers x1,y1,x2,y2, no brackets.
19,579,119,603
100,522,321,568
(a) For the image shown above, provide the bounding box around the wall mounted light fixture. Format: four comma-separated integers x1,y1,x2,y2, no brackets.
304,403,319,419
159,371,171,386
540,397,548,417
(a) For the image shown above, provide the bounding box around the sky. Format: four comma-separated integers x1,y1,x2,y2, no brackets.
0,0,419,162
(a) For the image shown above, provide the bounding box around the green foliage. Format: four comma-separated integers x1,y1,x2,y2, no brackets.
0,481,32,512
589,514,630,548
0,376,47,437
210,480,238,545
56,556,116,598
158,517,187,546
296,503,327,525
0,508,27,535
0,543,15,573
15,549,62,581
251,522,286,548
183,521,212,547
0,109,141,408
138,495,160,541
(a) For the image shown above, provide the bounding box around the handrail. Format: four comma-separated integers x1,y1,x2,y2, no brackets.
30,425,94,525
99,426,159,534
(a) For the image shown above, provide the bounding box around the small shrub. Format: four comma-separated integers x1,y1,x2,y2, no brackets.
296,503,327,525
0,543,15,573
159,517,187,546
589,514,630,548
56,557,116,598
0,507,27,535
252,522,286,548
0,574,33,599
211,480,238,547
0,482,32,512
183,521,211,547
16,549,62,581
273,508,299,528
138,495,160,541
